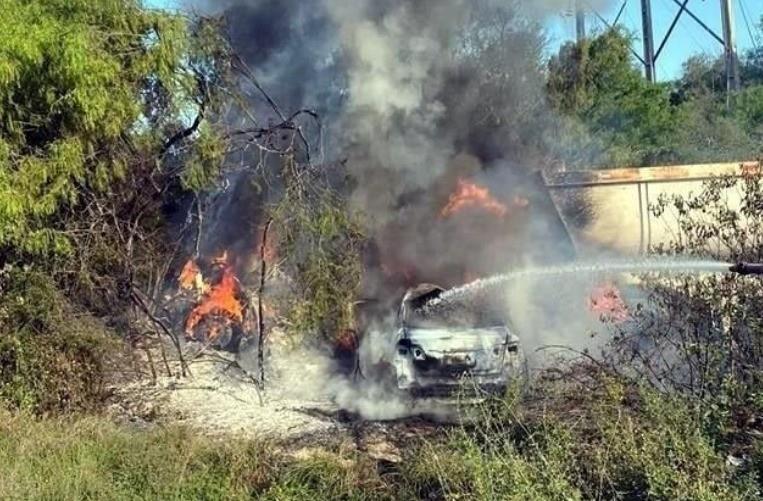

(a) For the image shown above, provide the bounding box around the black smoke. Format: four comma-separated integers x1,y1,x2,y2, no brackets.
198,0,578,301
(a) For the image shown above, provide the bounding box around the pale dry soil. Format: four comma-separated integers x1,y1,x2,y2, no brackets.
107,336,443,462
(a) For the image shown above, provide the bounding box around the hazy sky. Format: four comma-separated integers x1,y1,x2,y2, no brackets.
145,0,762,82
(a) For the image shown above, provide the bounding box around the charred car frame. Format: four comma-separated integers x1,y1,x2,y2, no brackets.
361,284,526,399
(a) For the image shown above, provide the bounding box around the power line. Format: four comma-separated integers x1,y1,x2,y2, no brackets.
658,0,714,58
738,0,759,53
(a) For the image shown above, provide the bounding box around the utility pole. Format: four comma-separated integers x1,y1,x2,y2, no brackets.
640,0,656,82
576,1,586,42
720,0,740,94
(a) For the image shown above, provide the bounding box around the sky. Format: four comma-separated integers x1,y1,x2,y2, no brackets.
546,0,762,80
145,0,762,82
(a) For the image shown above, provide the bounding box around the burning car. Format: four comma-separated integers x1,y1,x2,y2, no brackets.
361,284,525,399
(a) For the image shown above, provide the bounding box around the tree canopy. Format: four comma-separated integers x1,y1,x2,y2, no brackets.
0,0,227,260
547,25,763,169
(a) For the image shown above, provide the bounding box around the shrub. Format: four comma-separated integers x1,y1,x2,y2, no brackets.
0,268,118,413
271,156,365,345
603,172,763,449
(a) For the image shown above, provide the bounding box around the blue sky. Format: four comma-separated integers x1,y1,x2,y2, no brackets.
146,0,762,82
546,0,762,80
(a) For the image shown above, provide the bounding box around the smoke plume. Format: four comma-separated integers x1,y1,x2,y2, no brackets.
189,0,628,417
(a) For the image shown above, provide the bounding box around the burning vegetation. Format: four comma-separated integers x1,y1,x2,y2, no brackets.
178,259,206,294
587,283,629,323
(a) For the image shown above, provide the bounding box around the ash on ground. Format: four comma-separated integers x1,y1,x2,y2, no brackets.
108,328,449,445
110,332,342,441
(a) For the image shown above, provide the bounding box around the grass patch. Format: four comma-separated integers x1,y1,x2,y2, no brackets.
0,411,274,500
0,411,395,501
1,370,759,500
399,374,762,500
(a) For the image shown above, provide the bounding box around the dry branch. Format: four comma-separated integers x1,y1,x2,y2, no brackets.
257,217,274,385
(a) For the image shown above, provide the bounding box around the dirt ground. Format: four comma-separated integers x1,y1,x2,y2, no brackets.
107,337,448,462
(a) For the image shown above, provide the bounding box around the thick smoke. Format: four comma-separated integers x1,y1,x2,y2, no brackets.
195,0,577,287
193,0,624,417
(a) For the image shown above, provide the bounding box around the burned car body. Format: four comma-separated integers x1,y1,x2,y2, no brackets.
362,284,525,398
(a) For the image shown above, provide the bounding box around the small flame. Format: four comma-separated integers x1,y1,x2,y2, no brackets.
588,283,629,323
185,252,244,341
178,259,205,293
440,178,509,218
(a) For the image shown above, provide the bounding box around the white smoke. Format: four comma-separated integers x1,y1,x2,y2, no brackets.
322,0,468,226
256,321,448,420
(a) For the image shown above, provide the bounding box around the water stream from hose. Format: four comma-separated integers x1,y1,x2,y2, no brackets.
423,258,731,314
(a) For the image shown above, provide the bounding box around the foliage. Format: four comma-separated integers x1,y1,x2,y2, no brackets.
547,26,763,169
0,268,118,413
445,1,550,165
0,0,228,262
0,409,398,501
401,373,758,500
602,173,763,452
0,410,270,500
260,451,389,500
1,375,759,500
272,157,365,344
0,0,232,413
547,28,680,168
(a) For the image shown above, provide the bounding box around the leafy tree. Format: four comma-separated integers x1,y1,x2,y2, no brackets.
547,28,681,168
0,0,228,265
444,1,550,165
271,156,365,346
670,54,763,162
0,0,231,410
740,16,763,85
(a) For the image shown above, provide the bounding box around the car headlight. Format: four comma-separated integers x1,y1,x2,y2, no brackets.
396,343,426,360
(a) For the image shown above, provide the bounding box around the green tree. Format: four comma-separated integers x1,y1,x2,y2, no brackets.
547,29,680,168
0,0,231,411
669,53,763,162
0,0,228,263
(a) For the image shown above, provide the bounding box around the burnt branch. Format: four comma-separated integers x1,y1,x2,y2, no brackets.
257,217,274,386
161,108,205,156
231,55,317,162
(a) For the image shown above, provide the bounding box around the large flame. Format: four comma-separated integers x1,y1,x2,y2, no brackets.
184,252,244,341
440,178,509,218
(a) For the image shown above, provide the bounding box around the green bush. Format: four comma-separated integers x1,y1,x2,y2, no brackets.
272,156,365,345
0,269,117,413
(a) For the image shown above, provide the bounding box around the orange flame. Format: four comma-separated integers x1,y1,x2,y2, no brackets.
178,259,204,292
588,283,629,323
440,178,509,218
184,253,244,340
